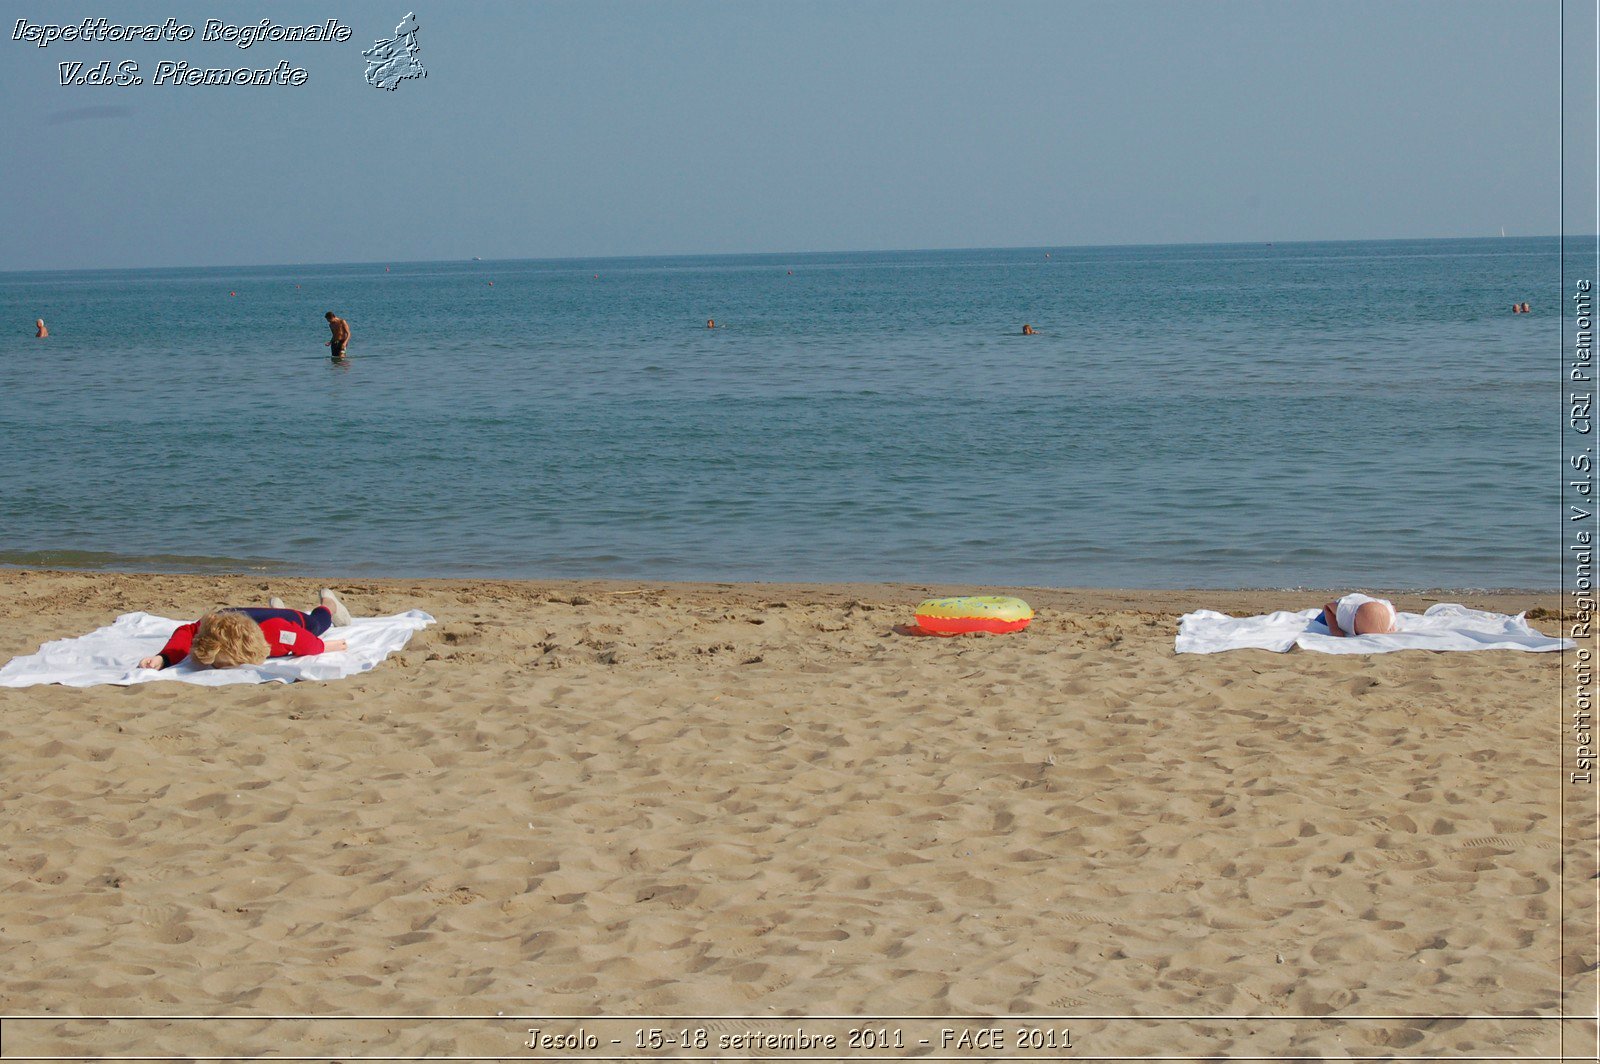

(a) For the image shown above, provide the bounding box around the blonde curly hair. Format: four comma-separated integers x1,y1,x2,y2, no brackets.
189,610,270,668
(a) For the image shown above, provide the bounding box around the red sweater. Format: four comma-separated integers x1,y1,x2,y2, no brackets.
158,617,326,667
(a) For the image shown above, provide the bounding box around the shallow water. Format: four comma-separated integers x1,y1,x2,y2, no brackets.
0,238,1570,588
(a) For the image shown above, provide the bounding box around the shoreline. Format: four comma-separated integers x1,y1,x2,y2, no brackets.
3,556,1564,599
0,566,1567,613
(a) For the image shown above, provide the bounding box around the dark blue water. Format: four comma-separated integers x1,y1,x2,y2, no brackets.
0,239,1571,588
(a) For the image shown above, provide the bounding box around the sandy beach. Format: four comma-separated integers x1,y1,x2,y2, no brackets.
0,568,1591,1059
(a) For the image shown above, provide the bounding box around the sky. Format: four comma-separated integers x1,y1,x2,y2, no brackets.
1,0,1587,270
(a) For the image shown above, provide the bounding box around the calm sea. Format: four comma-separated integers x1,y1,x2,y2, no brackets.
0,239,1573,589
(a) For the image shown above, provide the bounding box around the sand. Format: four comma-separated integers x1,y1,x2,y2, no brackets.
0,569,1593,1060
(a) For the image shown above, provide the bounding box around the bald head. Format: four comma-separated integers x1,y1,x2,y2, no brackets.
1352,600,1397,635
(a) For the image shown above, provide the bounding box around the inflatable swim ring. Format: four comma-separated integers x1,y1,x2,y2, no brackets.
914,596,1033,635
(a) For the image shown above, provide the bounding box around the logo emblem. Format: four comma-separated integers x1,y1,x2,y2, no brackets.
364,12,425,90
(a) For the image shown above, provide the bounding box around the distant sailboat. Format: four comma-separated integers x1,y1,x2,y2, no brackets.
1500,226,1507,237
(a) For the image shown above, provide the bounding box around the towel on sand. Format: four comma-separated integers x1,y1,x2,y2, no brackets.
0,610,436,687
1175,603,1572,655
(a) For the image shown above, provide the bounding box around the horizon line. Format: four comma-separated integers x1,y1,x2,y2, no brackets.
0,232,1578,277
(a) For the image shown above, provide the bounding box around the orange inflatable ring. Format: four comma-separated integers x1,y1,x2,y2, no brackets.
914,596,1034,635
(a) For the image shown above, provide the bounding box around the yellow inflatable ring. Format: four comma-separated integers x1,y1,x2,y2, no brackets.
914,596,1034,635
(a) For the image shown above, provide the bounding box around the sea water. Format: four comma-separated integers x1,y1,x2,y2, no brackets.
0,238,1572,589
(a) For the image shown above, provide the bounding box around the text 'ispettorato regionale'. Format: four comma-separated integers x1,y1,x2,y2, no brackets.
14,18,352,87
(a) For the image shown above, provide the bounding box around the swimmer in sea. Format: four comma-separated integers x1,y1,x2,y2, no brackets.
325,311,350,358
1022,323,1036,335
707,319,716,329
35,319,48,338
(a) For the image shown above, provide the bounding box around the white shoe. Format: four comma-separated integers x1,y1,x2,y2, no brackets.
320,589,353,627
268,597,287,610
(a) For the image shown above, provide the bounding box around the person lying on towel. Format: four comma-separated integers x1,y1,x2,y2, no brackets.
137,590,353,670
1316,592,1398,637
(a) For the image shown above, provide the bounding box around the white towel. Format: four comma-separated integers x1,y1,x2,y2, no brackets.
1175,603,1573,655
0,610,436,687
